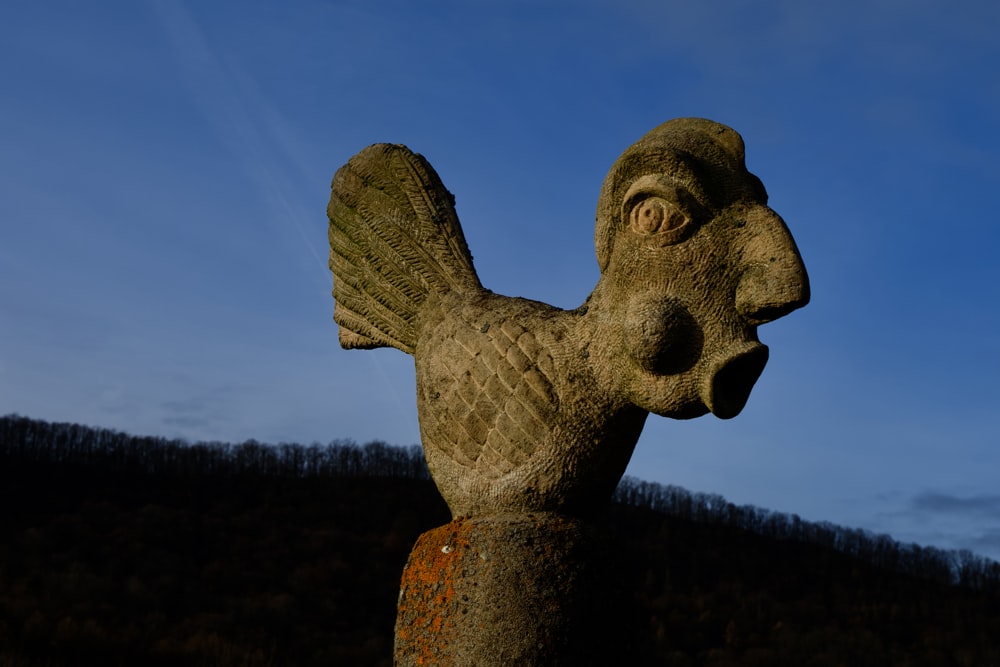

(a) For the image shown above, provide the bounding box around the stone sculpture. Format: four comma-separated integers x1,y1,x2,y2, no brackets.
328,118,809,664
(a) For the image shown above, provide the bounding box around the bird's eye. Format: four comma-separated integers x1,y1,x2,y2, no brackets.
629,197,688,237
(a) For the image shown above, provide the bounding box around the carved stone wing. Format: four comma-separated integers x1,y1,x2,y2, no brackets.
328,144,483,354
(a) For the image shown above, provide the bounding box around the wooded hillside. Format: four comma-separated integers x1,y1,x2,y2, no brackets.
1,415,998,665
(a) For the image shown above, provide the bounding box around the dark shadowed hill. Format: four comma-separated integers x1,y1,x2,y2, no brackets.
1,415,998,666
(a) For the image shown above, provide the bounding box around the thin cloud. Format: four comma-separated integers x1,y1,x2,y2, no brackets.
911,492,1000,517
158,387,239,441
160,400,219,435
161,414,215,431
867,491,1000,562
968,529,1000,557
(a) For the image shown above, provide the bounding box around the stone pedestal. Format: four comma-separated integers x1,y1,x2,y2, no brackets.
394,513,628,666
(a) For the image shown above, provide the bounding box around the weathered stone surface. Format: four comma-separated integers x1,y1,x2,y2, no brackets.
328,117,809,519
327,118,809,665
394,513,630,666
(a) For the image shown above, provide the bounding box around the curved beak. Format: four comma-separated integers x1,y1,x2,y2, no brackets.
735,206,810,326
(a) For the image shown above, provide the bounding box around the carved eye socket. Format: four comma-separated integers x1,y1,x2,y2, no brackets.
629,196,688,238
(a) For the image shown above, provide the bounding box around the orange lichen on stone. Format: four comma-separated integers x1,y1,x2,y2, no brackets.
394,513,624,666
394,520,473,665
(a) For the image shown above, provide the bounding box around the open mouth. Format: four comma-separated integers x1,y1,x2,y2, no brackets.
702,343,769,419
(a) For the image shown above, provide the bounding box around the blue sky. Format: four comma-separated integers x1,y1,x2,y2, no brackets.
2,1,999,561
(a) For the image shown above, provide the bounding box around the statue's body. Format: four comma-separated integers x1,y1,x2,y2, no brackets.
328,117,809,519
329,118,809,664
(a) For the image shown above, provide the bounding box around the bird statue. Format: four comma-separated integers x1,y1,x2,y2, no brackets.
327,117,809,519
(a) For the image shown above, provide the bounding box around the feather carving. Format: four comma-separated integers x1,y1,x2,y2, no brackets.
328,120,809,518
328,144,482,354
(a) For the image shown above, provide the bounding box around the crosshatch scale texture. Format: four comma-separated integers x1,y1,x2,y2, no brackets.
327,118,810,664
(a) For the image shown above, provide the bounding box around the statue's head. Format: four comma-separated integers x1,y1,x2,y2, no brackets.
593,118,809,419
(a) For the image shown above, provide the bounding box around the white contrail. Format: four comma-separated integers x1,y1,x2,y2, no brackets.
148,0,329,285
149,0,415,426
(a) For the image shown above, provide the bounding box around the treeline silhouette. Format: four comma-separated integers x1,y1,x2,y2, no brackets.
613,477,1000,593
2,414,999,666
0,413,430,481
4,414,997,592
